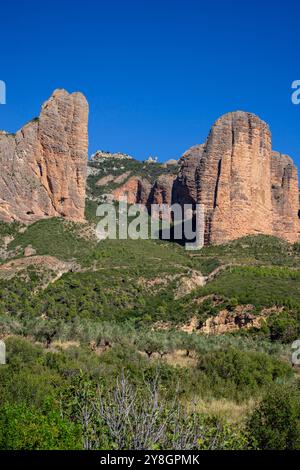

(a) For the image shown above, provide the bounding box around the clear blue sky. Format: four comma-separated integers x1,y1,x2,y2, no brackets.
0,0,299,163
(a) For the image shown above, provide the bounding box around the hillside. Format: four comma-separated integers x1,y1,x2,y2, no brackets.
86,152,178,203
1,210,300,449
1,91,300,451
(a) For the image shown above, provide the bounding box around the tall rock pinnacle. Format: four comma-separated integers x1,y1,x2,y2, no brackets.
197,111,274,244
179,111,299,244
0,89,89,223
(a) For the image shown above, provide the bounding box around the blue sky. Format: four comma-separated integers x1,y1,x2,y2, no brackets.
0,0,299,163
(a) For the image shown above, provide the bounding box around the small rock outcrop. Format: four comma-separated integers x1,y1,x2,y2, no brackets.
0,89,89,223
91,150,133,161
201,307,263,335
111,176,152,204
24,245,37,257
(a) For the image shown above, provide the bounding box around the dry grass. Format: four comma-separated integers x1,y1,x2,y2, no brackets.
139,349,198,368
185,397,257,424
163,349,198,367
51,340,80,350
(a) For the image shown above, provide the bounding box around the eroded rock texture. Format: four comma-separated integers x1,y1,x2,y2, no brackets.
271,152,300,242
197,112,274,244
112,176,152,205
173,144,204,206
110,111,299,244
112,174,177,208
148,174,177,206
176,112,299,244
0,89,88,223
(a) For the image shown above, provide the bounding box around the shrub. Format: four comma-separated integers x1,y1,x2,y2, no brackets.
247,385,300,449
65,373,249,450
197,348,292,398
267,313,299,344
0,402,81,450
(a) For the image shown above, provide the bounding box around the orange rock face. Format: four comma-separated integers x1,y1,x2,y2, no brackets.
197,112,274,244
104,111,300,245
271,152,300,243
149,174,177,206
111,110,299,245
112,174,177,220
173,144,204,206
0,89,88,223
178,111,299,245
112,176,152,205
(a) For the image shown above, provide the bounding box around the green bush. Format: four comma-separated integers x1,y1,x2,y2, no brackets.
0,403,81,450
197,348,292,398
247,385,300,449
267,312,299,343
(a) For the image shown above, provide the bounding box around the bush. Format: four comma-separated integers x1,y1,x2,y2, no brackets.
247,385,300,449
267,313,299,344
64,373,249,450
197,348,292,398
4,336,44,367
0,402,81,450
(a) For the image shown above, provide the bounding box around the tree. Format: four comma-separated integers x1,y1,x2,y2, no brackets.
32,318,63,348
135,331,161,358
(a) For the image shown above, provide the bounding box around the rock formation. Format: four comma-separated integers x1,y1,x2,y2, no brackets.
2,88,297,244
110,109,300,245
174,112,299,244
111,176,152,205
92,109,299,245
173,144,204,206
201,307,264,335
271,151,299,243
0,89,88,223
148,174,177,206
162,159,178,167
111,174,178,220
196,112,275,244
91,150,133,161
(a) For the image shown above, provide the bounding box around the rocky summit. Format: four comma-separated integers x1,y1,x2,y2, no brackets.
0,89,88,223
108,111,300,244
194,112,300,244
0,91,299,245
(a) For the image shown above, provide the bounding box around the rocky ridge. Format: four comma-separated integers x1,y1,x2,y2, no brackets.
101,111,299,244
0,90,298,245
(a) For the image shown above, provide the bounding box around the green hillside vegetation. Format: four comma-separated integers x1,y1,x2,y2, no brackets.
1,215,300,449
0,221,21,248
87,157,178,200
196,266,300,309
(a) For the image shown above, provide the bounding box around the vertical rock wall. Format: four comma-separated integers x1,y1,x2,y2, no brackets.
0,89,88,223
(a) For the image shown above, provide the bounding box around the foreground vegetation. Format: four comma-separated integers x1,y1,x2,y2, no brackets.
1,335,299,450
1,217,300,449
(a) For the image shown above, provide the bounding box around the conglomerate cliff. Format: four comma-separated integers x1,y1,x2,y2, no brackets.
110,111,299,244
0,89,88,223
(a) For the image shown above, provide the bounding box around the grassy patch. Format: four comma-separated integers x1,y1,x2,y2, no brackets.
8,218,95,261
